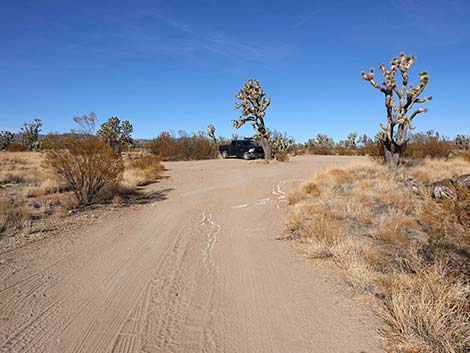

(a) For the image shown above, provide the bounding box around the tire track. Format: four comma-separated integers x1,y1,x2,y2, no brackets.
0,209,174,353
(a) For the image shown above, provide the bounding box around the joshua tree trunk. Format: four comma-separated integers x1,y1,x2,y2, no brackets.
383,142,401,170
259,137,272,160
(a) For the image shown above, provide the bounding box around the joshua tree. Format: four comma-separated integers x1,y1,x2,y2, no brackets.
207,124,217,144
338,132,358,149
357,134,373,147
271,130,294,154
96,116,134,151
120,120,134,147
232,78,272,159
361,52,432,169
21,118,42,150
346,132,358,148
0,131,14,150
72,112,97,135
315,133,335,148
455,134,470,150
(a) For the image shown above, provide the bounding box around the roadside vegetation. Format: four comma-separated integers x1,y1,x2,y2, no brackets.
146,131,218,161
0,115,164,237
287,52,470,353
287,158,470,353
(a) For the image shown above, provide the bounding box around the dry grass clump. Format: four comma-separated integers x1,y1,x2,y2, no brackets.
123,155,164,188
381,265,470,353
0,196,32,233
287,157,470,352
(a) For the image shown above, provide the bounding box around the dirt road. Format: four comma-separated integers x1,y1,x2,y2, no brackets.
0,155,381,353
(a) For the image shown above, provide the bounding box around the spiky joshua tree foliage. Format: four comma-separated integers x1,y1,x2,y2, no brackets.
232,78,272,159
361,52,432,169
96,116,134,152
20,118,42,150
207,124,217,144
0,131,14,150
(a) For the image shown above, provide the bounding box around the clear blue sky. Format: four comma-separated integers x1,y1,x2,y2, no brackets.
1,0,468,142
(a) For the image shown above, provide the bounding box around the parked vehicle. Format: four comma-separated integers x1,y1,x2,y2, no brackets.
219,140,264,160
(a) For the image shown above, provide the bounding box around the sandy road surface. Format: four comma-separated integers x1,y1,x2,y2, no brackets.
0,155,381,353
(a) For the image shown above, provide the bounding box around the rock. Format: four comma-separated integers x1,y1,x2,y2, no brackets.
418,244,434,263
452,174,470,189
431,182,457,201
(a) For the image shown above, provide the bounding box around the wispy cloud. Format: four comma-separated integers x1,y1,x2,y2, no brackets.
63,8,291,71
290,10,318,29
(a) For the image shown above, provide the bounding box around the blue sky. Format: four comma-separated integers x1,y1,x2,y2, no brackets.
0,0,468,142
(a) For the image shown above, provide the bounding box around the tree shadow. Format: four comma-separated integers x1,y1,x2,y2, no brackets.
128,187,174,205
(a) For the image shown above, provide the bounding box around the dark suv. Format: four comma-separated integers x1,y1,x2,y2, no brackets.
219,140,264,160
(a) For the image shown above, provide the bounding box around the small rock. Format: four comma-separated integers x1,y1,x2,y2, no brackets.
432,183,457,202
453,174,470,189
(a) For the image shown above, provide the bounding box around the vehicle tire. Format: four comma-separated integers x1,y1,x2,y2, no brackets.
243,152,251,160
222,151,228,159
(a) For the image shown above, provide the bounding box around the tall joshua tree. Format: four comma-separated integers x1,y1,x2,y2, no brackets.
232,78,272,159
361,52,432,169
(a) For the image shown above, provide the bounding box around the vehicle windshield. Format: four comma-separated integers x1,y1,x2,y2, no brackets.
242,140,257,146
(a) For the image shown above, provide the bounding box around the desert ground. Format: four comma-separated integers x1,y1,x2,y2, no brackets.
0,155,382,353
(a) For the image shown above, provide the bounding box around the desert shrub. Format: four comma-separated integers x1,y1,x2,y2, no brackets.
274,151,289,161
0,173,25,185
112,195,123,207
361,139,384,159
146,132,175,159
7,142,28,152
147,131,218,161
40,133,63,150
403,131,455,159
301,130,466,161
44,136,124,205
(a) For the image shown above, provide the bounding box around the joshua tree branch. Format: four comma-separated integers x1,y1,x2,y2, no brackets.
409,108,428,121
416,96,433,104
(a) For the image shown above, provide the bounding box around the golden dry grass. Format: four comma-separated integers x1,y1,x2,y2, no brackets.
0,152,70,235
407,157,470,182
0,151,163,236
287,157,470,353
381,265,470,353
122,155,164,188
